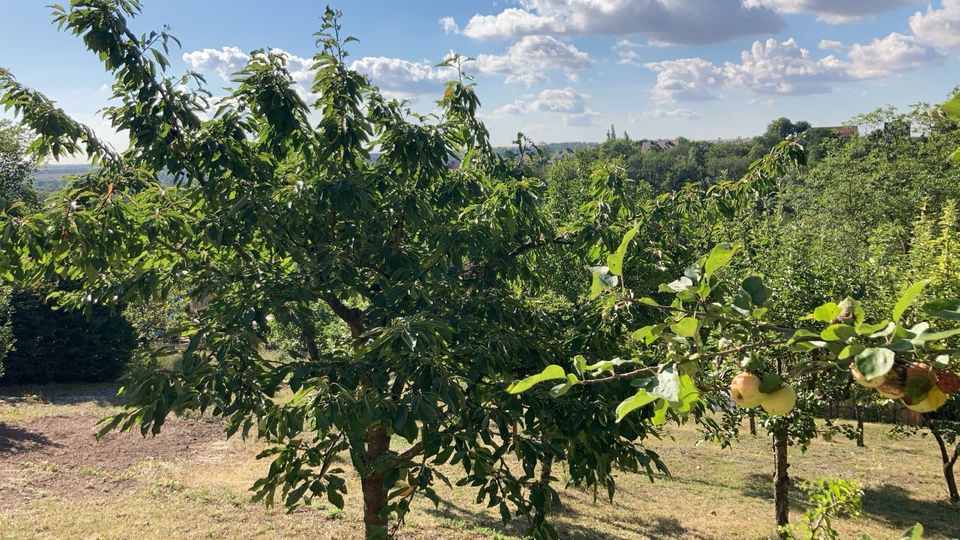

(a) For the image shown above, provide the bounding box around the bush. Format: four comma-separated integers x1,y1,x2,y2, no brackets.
0,286,137,385
0,286,12,378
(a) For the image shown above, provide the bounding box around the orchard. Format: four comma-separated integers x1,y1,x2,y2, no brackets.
1,2,959,539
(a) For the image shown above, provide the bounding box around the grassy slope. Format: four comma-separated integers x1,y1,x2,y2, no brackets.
0,384,957,540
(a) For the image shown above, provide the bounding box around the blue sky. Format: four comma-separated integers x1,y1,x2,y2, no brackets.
2,1,959,161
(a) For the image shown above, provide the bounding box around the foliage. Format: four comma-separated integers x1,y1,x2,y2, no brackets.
0,4,665,538
0,119,38,214
1,285,137,384
782,477,863,540
0,285,11,378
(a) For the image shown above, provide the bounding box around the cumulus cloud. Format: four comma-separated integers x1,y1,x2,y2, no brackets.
439,16,460,35
349,57,455,98
745,0,918,23
631,108,700,119
643,33,941,102
818,39,845,51
496,87,602,125
462,0,784,45
723,38,846,95
183,46,250,79
910,0,960,51
846,32,943,78
645,58,725,102
475,35,591,86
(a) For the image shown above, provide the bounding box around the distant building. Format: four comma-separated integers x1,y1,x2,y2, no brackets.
820,125,859,139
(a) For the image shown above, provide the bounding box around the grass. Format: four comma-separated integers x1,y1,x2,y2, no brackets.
1,383,958,539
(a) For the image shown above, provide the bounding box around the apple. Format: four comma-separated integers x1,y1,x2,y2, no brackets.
876,365,906,399
936,371,960,395
761,384,797,416
906,362,937,391
729,372,764,408
904,386,948,413
851,363,886,389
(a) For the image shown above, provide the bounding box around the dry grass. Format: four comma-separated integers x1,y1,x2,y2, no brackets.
1,384,958,539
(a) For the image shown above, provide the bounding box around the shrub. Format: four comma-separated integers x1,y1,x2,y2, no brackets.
0,286,137,385
0,286,12,378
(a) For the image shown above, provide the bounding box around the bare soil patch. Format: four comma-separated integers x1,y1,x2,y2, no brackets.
0,415,228,510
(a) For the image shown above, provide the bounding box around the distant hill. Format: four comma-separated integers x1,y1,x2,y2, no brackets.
34,164,93,194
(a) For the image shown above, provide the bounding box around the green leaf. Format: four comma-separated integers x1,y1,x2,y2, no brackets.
854,348,895,380
507,365,567,394
651,399,670,426
631,325,662,345
922,299,960,321
942,92,960,121
759,372,782,394
821,324,856,342
900,523,923,540
704,243,736,280
670,317,699,338
914,327,960,343
616,389,656,422
806,302,841,322
950,147,960,164
855,321,890,335
742,276,772,307
652,367,682,402
893,280,931,324
589,266,619,299
662,276,694,293
607,222,640,277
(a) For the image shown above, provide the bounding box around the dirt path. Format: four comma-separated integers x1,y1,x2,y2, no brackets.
0,414,228,510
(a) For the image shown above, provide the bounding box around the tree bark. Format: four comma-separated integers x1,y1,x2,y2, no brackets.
929,424,960,503
854,402,865,448
540,452,554,486
361,427,391,539
773,428,790,534
749,410,757,436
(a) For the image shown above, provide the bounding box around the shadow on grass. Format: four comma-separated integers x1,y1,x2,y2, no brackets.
862,483,958,538
0,382,122,407
426,498,716,539
0,422,61,455
740,472,808,503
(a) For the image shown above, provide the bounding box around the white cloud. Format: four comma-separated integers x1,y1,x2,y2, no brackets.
910,0,960,51
643,33,942,102
496,87,602,125
818,39,845,51
631,108,700,120
439,16,460,35
614,39,644,67
644,58,725,102
746,0,918,23
183,46,250,79
475,35,591,86
349,57,455,98
847,32,943,78
462,0,784,45
723,38,846,96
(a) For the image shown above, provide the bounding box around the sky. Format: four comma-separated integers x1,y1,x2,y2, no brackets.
1,0,959,162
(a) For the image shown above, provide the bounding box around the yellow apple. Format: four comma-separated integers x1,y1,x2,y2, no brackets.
730,372,764,408
761,384,797,416
904,387,948,413
851,363,886,389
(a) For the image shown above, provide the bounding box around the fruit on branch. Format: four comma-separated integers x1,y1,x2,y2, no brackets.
905,362,938,395
875,365,907,399
851,363,886,389
936,371,960,395
904,386,948,413
761,384,797,416
730,372,765,408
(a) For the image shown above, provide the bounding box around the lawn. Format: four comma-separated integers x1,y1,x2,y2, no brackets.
0,383,957,539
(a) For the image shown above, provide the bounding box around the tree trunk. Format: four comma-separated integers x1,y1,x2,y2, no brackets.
854,402,865,448
361,427,391,539
749,410,757,436
930,424,960,503
540,452,554,485
773,428,790,535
